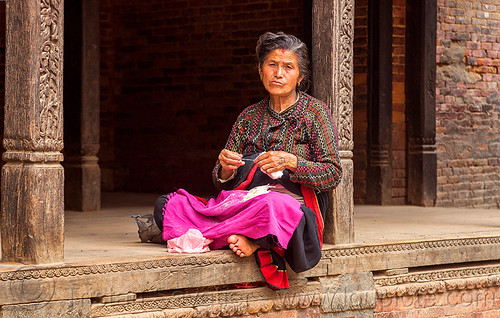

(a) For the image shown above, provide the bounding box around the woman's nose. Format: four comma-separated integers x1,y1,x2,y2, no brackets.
275,66,284,77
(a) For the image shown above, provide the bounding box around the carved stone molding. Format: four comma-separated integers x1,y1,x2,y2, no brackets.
91,276,375,317
2,238,500,283
0,255,238,282
375,264,500,288
323,236,500,259
376,275,500,299
91,285,322,317
375,263,500,299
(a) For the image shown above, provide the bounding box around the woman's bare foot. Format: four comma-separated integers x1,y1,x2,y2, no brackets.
227,234,259,257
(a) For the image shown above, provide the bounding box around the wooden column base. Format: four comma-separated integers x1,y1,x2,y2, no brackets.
64,156,101,211
324,157,355,245
1,162,64,264
408,145,437,207
367,165,392,205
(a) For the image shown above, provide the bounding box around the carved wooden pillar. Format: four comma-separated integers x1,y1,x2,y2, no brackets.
64,0,101,211
312,0,355,244
2,0,65,263
406,0,437,207
367,0,393,205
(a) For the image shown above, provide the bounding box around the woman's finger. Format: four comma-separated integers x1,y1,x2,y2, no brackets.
256,151,287,172
219,149,244,169
222,149,243,161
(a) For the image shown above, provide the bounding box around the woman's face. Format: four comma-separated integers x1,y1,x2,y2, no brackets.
259,49,303,98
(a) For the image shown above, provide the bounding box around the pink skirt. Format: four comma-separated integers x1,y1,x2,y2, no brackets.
162,188,304,250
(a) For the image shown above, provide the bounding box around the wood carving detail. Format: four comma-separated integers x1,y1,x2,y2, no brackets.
2,237,500,282
39,0,63,149
323,236,500,259
377,275,500,299
91,289,322,317
376,265,500,287
0,255,238,282
336,0,354,152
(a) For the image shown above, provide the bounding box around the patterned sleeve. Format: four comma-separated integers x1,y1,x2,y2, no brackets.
289,103,343,191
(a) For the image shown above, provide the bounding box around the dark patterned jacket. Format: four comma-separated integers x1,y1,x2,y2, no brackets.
213,92,342,192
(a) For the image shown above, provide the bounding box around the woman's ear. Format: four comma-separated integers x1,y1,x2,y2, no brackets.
298,75,304,86
258,66,263,80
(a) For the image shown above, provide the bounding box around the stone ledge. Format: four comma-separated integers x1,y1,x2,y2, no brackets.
322,235,500,276
1,235,500,306
1,299,91,318
90,274,377,317
91,282,323,317
375,262,500,298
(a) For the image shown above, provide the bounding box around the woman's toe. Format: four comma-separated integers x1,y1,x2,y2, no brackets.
227,235,238,245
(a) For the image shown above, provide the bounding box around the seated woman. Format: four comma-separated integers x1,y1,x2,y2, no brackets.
154,31,342,289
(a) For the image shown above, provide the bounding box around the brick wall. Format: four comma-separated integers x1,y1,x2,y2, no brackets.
353,0,368,204
99,0,117,192
391,0,406,205
376,285,500,317
436,0,500,208
99,0,309,194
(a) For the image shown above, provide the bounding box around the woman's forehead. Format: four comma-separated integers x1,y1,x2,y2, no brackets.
265,49,298,62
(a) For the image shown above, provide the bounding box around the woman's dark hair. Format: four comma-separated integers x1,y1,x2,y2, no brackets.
256,32,310,91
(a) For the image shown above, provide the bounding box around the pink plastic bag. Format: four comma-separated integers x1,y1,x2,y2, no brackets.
167,229,213,253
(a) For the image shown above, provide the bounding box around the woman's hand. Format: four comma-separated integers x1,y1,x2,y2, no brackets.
218,149,245,180
255,151,297,174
